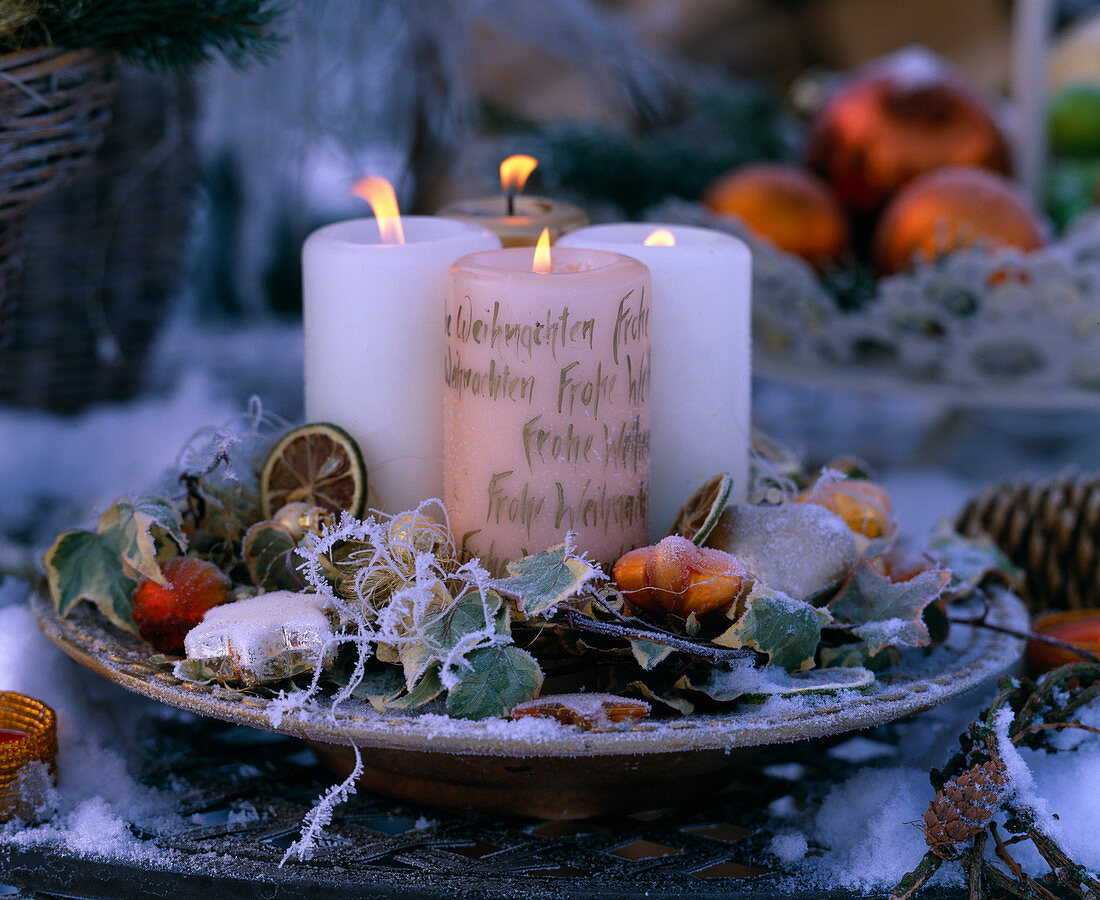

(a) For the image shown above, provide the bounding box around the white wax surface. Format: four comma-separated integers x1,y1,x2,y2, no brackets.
444,246,651,574
302,216,500,513
557,223,752,539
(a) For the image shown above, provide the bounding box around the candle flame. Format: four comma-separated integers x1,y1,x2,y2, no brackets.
533,227,552,274
352,175,405,245
500,154,538,194
643,228,676,247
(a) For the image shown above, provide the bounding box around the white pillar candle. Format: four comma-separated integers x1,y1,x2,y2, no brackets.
303,216,500,513
444,244,651,575
557,223,752,540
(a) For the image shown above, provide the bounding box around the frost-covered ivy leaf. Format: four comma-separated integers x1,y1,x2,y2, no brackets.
714,582,831,672
818,642,900,672
46,530,138,632
740,666,874,702
106,497,186,585
674,672,743,704
492,543,598,617
390,665,446,709
630,639,672,671
625,679,694,716
126,496,188,572
243,521,306,592
929,530,1023,588
830,562,951,655
399,590,507,690
174,657,221,684
45,497,184,635
445,645,543,720
350,666,407,712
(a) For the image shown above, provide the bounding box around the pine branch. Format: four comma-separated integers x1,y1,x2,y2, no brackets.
1,0,284,70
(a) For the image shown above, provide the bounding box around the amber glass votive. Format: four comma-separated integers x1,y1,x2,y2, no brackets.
0,691,58,822
1026,610,1100,676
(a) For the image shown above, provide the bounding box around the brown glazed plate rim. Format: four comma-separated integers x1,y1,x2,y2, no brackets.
30,588,1027,759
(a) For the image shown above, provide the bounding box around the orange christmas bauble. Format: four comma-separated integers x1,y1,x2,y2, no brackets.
872,166,1046,275
805,50,1011,215
702,163,849,268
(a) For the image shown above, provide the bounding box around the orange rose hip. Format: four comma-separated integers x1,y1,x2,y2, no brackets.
131,556,231,655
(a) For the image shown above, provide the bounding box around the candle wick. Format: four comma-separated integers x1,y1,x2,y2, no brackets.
506,191,515,216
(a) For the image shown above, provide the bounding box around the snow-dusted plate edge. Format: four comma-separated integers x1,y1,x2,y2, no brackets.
31,589,1027,758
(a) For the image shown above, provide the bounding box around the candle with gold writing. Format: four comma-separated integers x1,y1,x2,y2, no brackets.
444,231,651,575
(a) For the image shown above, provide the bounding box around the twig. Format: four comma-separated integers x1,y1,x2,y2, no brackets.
990,822,1052,900
556,608,758,666
967,832,987,900
981,860,1050,900
1016,721,1100,741
1025,825,1100,898
947,613,1100,665
890,851,944,900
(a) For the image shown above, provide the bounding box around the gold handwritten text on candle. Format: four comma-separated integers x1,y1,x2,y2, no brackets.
444,248,652,575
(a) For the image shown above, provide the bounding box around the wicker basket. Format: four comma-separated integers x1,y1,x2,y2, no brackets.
0,691,57,823
0,46,116,355
0,56,196,411
0,47,116,221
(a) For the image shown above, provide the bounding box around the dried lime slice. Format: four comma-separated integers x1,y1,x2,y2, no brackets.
669,473,733,546
260,423,367,519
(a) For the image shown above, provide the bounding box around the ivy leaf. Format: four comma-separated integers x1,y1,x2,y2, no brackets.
714,582,831,671
399,590,506,690
630,639,672,671
45,530,139,633
930,530,1023,588
819,642,900,672
108,497,186,584
740,666,875,702
242,521,305,592
625,679,694,716
492,543,598,617
44,497,185,635
830,561,952,655
674,671,743,704
445,645,543,720
127,496,188,572
389,666,446,710
349,667,406,712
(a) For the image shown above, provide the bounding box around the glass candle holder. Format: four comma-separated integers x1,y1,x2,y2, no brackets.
1026,610,1100,676
0,691,58,822
438,196,589,248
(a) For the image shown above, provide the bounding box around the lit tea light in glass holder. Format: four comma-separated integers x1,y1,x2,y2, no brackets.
0,691,57,823
438,155,589,247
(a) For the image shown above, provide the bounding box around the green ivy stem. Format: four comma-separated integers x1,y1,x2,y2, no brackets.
555,607,758,666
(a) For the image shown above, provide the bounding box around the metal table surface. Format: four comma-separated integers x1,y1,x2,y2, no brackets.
0,712,968,900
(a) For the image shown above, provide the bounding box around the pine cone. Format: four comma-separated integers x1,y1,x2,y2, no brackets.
956,471,1100,612
923,760,1007,858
